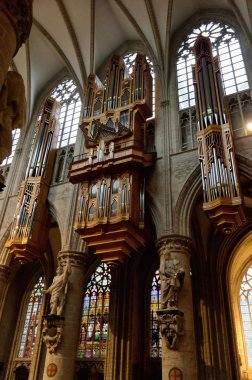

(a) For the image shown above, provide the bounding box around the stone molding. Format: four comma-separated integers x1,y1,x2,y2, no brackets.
0,0,33,53
0,264,10,281
156,234,193,258
57,250,87,268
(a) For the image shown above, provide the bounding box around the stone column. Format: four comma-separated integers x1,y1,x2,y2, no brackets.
0,264,10,314
0,0,32,89
156,235,197,380
42,250,87,380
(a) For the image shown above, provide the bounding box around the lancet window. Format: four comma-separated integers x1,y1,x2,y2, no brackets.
177,21,250,150
240,265,252,367
50,78,81,148
18,276,45,358
150,269,162,358
77,263,111,360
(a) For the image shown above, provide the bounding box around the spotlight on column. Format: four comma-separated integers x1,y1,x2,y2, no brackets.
246,122,252,132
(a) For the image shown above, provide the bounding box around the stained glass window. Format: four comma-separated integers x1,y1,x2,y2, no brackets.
77,263,111,360
1,129,21,166
50,79,81,148
177,21,249,150
150,269,162,358
240,265,252,367
18,276,45,358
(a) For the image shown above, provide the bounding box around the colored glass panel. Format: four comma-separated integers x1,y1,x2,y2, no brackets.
150,269,162,358
77,263,111,359
18,276,45,358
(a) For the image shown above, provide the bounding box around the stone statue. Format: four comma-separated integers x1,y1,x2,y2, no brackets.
0,71,26,164
43,260,71,316
97,139,105,162
109,141,114,159
160,258,185,309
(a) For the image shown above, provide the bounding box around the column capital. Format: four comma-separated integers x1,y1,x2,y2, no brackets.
0,0,33,54
57,250,87,268
156,234,193,258
0,264,11,281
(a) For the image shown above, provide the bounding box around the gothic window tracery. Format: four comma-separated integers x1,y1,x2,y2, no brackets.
150,269,162,358
18,276,45,358
77,263,111,360
50,79,81,148
240,265,252,367
177,21,250,150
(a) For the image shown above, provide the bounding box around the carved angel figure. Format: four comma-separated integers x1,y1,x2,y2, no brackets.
43,259,71,316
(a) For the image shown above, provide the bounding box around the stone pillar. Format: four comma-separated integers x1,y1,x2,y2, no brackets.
0,0,33,90
156,235,197,380
42,250,87,380
0,264,10,314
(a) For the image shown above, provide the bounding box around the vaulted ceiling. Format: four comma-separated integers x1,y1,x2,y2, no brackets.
12,0,252,121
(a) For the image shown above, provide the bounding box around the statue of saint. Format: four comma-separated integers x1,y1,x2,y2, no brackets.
43,260,71,316
160,258,185,309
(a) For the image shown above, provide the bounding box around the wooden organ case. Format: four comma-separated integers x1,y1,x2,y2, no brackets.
193,36,245,233
5,98,61,261
69,54,155,263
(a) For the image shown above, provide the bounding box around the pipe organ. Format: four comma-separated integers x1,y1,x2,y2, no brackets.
69,54,155,263
193,36,245,233
5,98,61,261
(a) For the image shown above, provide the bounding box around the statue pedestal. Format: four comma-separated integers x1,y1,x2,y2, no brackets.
157,308,184,350
42,315,64,354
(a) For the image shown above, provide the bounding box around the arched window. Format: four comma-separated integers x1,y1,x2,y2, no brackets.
18,276,45,358
177,21,250,150
150,269,162,358
50,79,82,148
240,265,252,367
1,128,21,167
77,262,111,360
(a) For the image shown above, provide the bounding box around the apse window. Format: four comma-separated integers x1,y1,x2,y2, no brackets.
50,79,81,148
18,276,45,358
240,265,252,367
177,21,250,150
77,262,111,360
150,269,162,358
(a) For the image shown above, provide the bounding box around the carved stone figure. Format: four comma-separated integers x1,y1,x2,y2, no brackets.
160,258,185,309
43,260,71,316
97,139,105,162
88,148,94,165
109,141,114,159
0,71,26,164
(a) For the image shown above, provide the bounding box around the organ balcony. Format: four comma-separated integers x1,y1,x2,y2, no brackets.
69,54,155,263
5,98,61,262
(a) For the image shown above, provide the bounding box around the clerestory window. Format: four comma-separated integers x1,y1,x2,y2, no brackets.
177,21,250,150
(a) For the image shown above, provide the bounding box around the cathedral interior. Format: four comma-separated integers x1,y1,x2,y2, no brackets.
0,1,252,379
